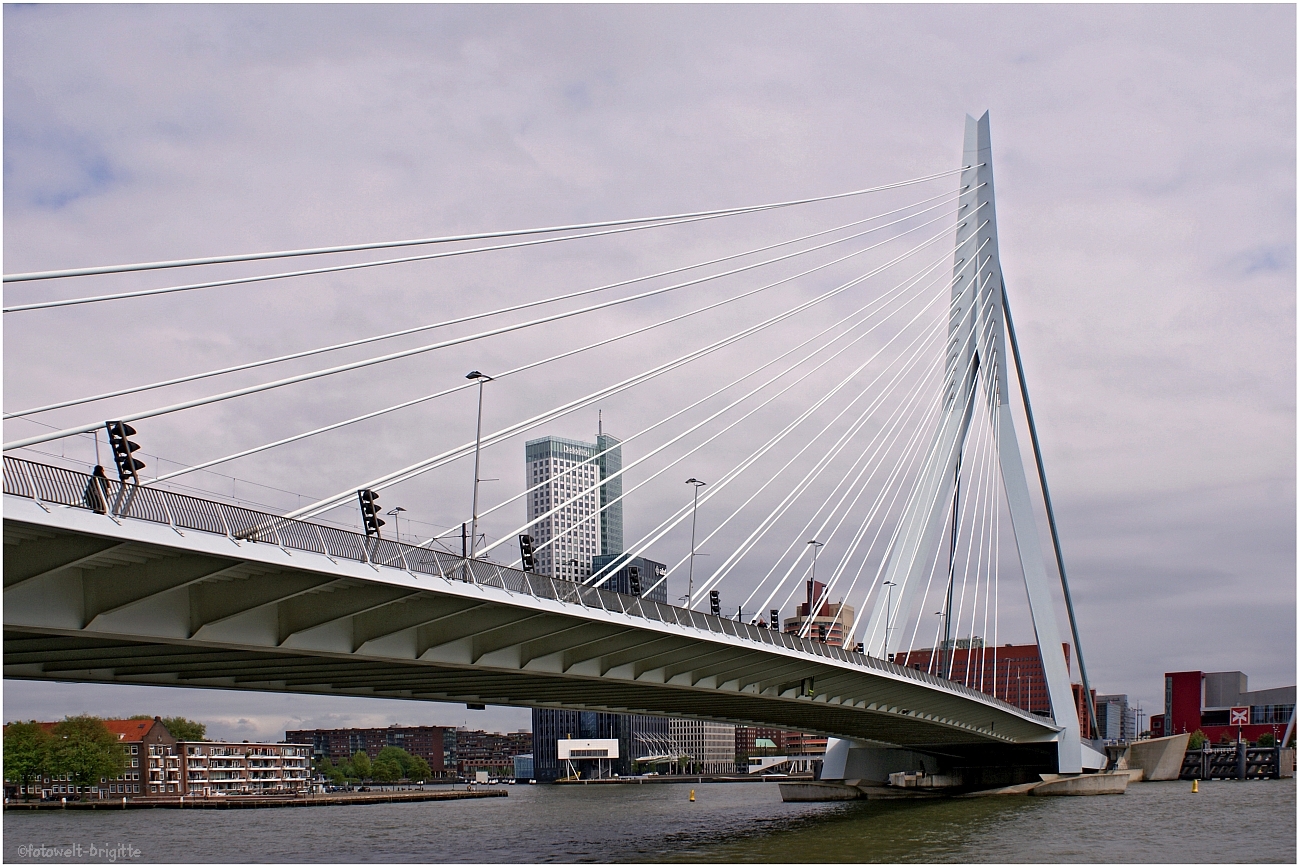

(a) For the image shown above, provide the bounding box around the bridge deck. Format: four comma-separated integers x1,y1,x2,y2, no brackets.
3,457,1058,748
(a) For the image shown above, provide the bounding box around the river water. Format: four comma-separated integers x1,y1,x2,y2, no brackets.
4,778,1294,863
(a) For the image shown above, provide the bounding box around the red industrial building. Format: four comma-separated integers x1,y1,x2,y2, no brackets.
892,642,1095,738
1150,670,1295,744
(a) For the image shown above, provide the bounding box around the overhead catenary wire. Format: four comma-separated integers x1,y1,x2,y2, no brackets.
2,199,975,454
277,212,972,523
3,166,971,283
5,189,961,418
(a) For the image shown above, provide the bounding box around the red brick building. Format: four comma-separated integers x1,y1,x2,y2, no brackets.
892,643,1096,737
285,725,446,776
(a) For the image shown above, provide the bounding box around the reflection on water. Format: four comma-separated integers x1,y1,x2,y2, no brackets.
4,778,1294,863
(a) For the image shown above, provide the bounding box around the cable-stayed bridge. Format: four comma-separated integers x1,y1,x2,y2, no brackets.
4,113,1108,790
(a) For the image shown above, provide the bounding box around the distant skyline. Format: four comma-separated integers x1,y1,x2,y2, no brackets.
3,5,1294,741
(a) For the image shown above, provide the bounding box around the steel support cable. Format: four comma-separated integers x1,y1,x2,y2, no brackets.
808,380,950,652
947,391,997,674
6,193,961,416
736,243,983,626
670,308,946,613
3,202,974,454
961,405,998,686
504,260,951,569
471,256,932,550
146,229,931,485
815,342,967,653
1001,277,1099,736
832,266,998,653
5,184,962,330
778,364,949,641
853,300,999,654
5,167,972,283
968,410,998,688
679,244,987,608
898,490,956,665
697,305,951,616
719,301,951,616
4,190,961,414
790,357,950,641
280,214,970,522
625,276,957,601
746,343,945,636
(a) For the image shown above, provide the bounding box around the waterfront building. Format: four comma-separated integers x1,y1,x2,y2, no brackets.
782,580,854,647
285,725,447,776
531,710,669,780
669,719,736,774
178,741,311,796
513,753,534,781
1095,694,1138,742
524,431,622,582
449,728,533,778
1150,670,1295,744
3,717,172,800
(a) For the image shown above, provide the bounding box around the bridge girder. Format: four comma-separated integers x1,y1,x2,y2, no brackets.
4,494,1060,749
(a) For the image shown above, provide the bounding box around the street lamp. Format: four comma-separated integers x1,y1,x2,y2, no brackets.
685,478,707,606
466,371,493,558
801,540,824,638
387,506,406,544
882,580,897,657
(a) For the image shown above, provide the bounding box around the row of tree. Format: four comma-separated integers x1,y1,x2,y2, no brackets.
4,715,207,799
317,747,433,783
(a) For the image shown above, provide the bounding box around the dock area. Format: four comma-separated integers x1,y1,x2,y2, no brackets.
4,789,507,810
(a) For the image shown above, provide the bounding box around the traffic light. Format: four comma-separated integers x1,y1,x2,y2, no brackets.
105,421,145,484
709,590,720,617
357,489,384,537
519,535,536,571
627,565,641,596
770,609,780,631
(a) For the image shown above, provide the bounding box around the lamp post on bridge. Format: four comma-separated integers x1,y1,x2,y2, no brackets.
882,580,897,658
386,506,406,544
466,370,493,558
684,478,706,607
803,540,824,638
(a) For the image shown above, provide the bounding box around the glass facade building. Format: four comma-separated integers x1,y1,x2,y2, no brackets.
530,710,669,781
524,434,623,582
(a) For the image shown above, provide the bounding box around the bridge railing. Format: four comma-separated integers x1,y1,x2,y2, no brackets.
3,455,1036,716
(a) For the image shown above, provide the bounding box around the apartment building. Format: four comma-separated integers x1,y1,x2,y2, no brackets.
178,742,311,796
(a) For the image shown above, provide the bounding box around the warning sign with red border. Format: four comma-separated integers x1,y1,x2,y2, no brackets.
1230,706,1249,725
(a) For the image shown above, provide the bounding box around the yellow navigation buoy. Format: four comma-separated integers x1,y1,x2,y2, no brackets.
689,789,696,802
1191,779,1199,793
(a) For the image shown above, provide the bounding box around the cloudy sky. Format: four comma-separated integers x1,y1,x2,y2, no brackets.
4,5,1294,742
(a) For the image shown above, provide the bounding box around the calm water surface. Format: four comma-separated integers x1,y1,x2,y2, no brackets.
4,778,1294,863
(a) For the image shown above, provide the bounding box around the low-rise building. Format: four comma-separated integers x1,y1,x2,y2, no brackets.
669,719,735,774
179,741,311,796
1150,670,1295,744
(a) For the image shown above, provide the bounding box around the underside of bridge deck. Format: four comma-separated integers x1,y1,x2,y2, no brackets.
4,495,1060,752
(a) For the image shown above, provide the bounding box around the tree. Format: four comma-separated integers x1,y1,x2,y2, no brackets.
160,717,207,741
371,756,402,783
1188,729,1208,750
49,716,126,796
375,746,414,778
351,750,371,780
1258,733,1277,747
4,722,53,799
407,755,432,782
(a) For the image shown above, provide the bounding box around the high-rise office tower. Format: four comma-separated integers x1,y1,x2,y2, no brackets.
524,428,623,581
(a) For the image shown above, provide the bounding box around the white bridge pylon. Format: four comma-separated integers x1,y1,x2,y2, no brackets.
857,113,1083,773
